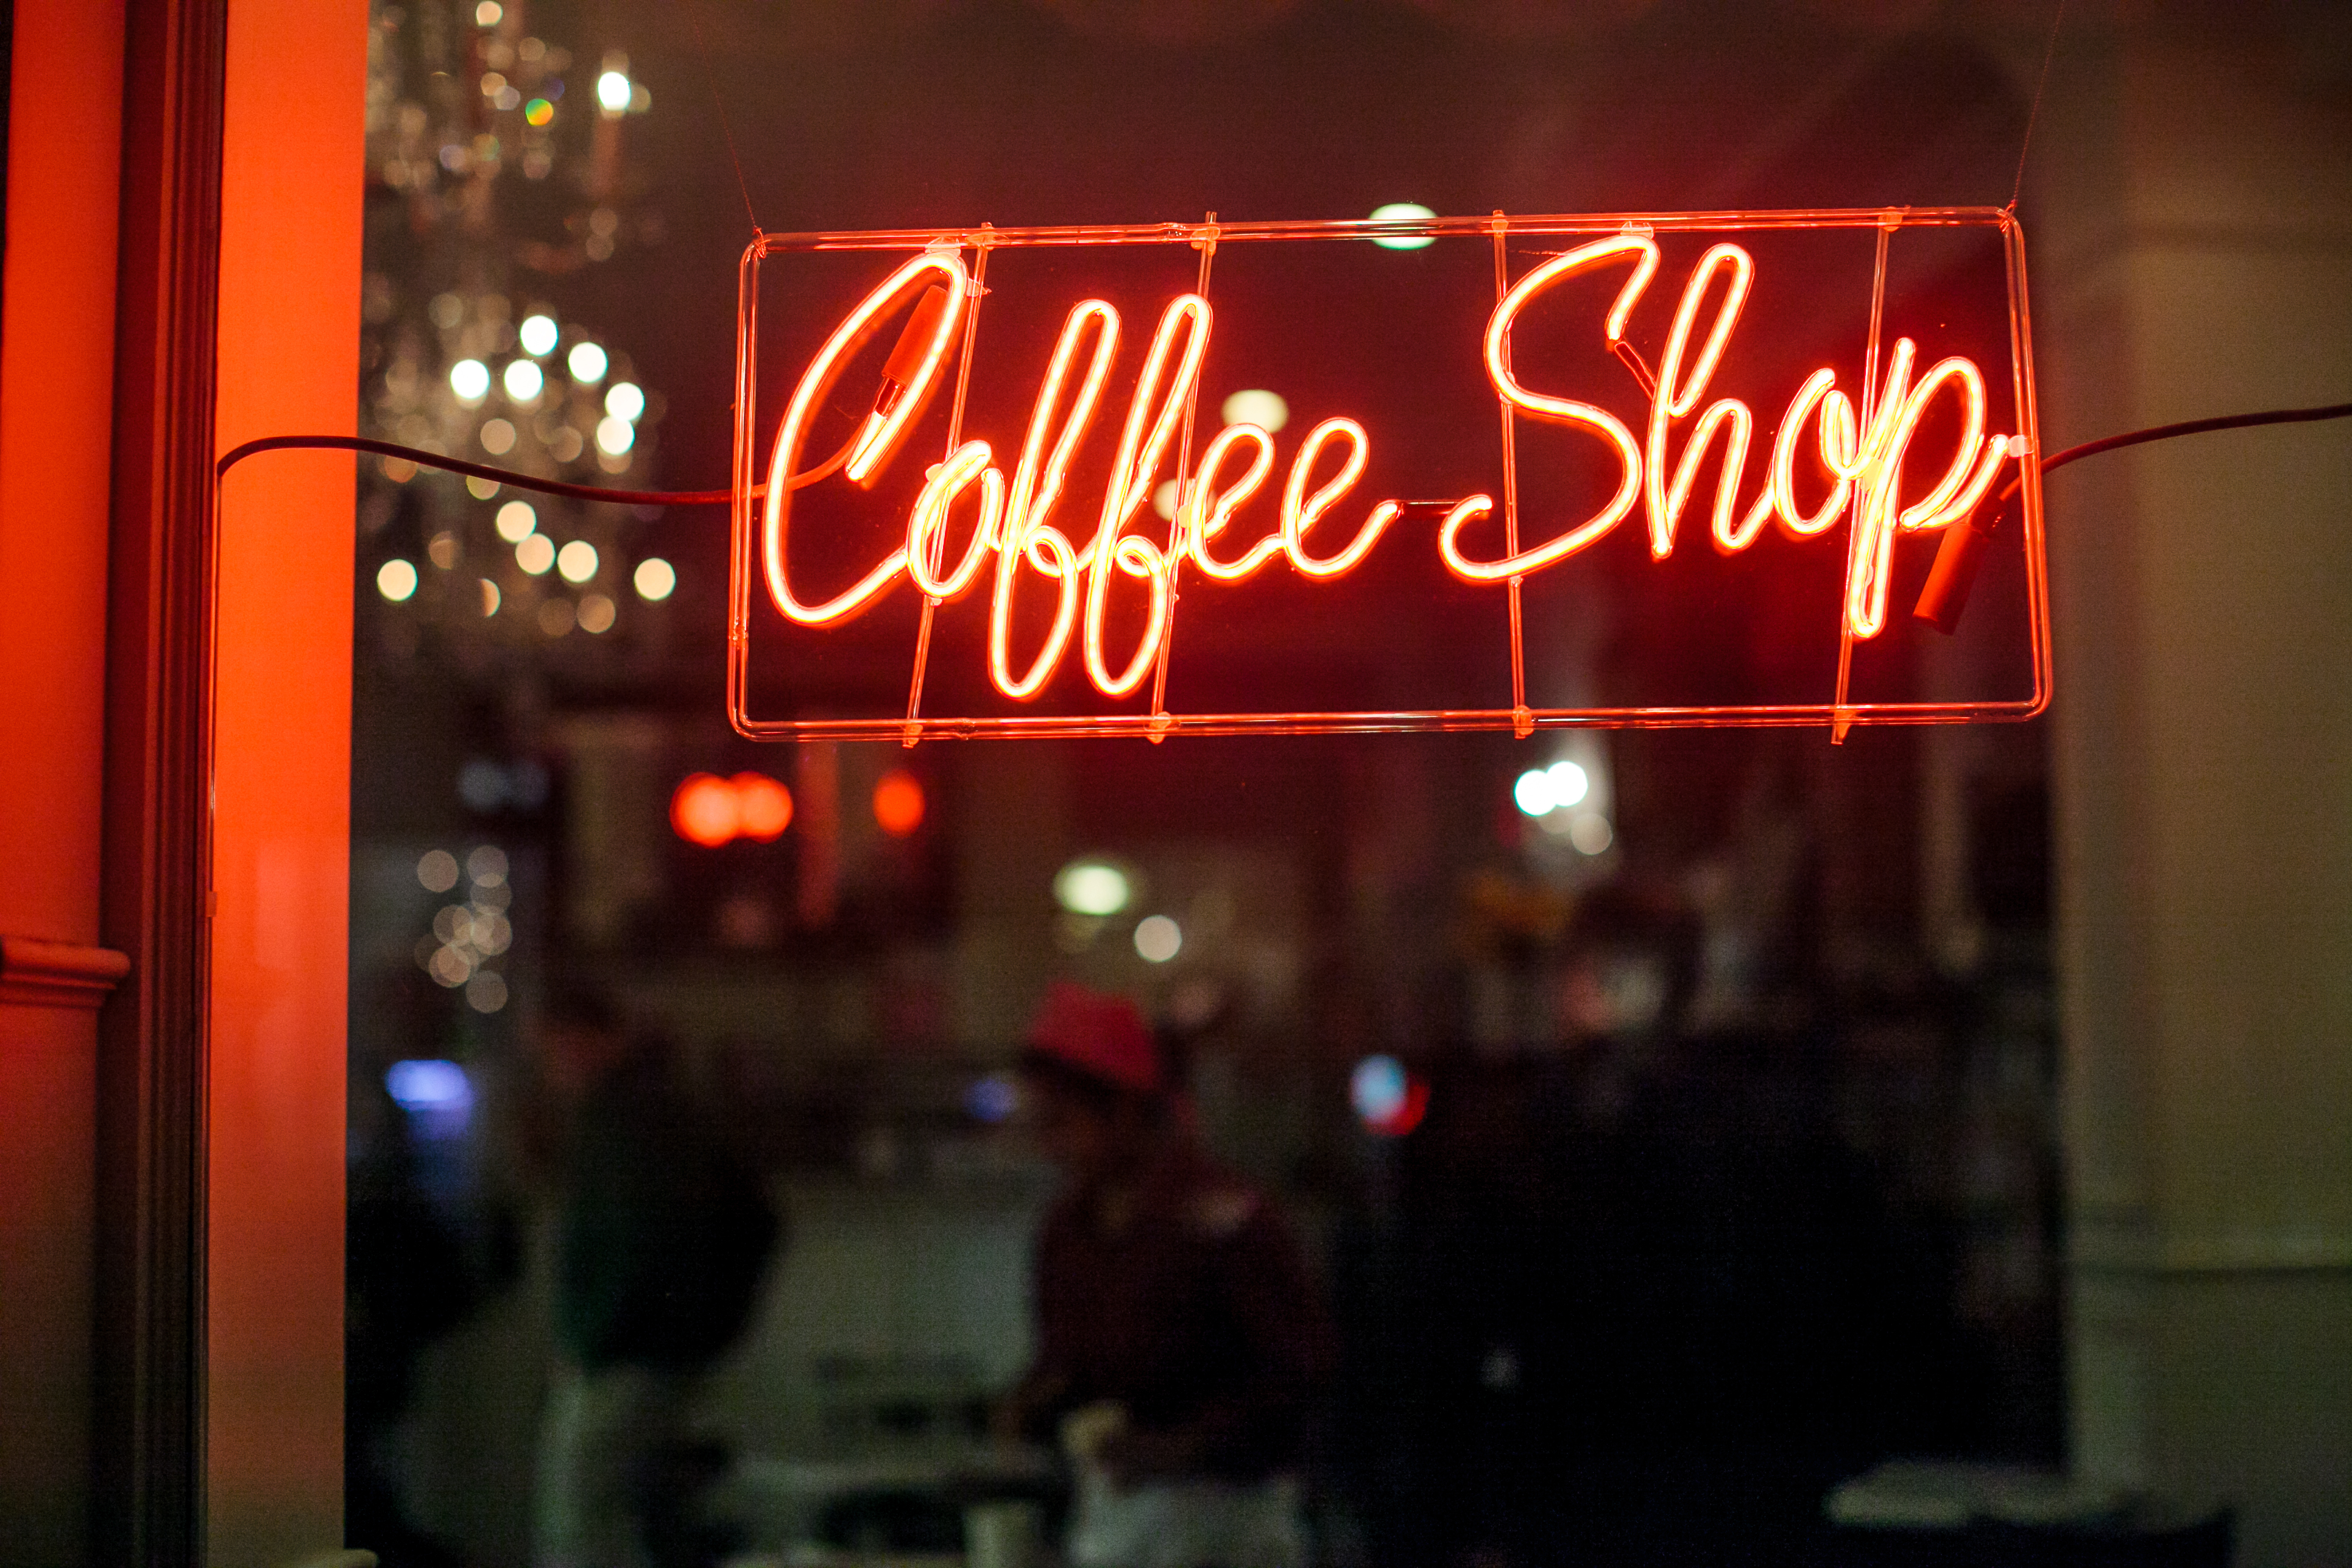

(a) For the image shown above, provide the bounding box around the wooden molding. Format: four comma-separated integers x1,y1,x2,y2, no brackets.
95,0,226,1558
0,936,133,1008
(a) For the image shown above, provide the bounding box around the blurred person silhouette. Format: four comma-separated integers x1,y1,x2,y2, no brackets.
531,989,780,1568
998,983,1335,1568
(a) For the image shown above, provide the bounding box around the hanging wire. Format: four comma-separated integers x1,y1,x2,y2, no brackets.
2009,0,2067,210
218,403,2352,517
675,0,761,237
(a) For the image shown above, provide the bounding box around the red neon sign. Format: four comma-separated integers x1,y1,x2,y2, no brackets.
730,208,2047,741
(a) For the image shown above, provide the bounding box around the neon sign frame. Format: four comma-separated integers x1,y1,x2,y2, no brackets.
729,206,2048,743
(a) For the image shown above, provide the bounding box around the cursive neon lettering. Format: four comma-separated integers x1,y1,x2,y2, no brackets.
756,233,2021,708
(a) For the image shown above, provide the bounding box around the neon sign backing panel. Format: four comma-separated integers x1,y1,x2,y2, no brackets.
729,207,2047,741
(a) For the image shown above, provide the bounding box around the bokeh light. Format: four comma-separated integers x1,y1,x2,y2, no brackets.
515,534,554,574
577,593,616,634
1220,388,1290,431
416,849,459,892
1351,1055,1408,1123
1513,767,1555,817
376,559,418,601
503,359,544,401
1134,914,1184,963
671,772,740,847
473,0,501,24
732,772,793,840
567,341,607,383
596,70,631,113
524,98,554,127
604,381,645,422
633,557,676,601
595,417,634,456
518,314,559,356
495,500,537,542
480,418,517,454
1569,813,1614,855
556,539,598,583
448,358,490,403
873,769,925,836
1351,1053,1429,1137
479,579,501,616
467,845,508,885
1054,859,1131,917
1369,202,1438,250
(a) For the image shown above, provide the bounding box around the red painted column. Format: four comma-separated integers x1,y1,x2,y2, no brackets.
206,0,367,1556
0,2,129,1561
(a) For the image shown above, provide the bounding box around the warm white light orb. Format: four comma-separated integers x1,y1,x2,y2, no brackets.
1054,860,1131,917
503,358,544,402
604,381,645,422
1513,767,1555,818
1134,914,1184,964
518,314,559,356
495,500,537,542
567,341,608,383
448,358,490,403
595,417,634,456
596,71,631,113
1369,202,1437,250
1545,759,1589,809
1220,389,1289,433
515,534,555,574
633,557,676,601
556,540,598,583
376,559,419,601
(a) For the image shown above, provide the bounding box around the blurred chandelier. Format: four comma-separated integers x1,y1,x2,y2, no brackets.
359,0,670,654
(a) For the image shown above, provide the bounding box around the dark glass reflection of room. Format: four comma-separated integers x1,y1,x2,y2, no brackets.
344,6,2086,1567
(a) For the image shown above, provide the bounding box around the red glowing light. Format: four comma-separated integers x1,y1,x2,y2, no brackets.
1370,1079,1429,1138
872,769,925,836
731,208,2046,740
672,773,740,847
733,772,794,840
672,771,793,846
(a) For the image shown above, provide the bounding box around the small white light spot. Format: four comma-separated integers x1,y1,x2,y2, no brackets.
503,358,543,402
1513,767,1555,818
596,71,631,112
376,559,419,601
1220,389,1289,433
595,416,635,456
604,381,645,422
1054,860,1131,917
518,314,559,356
473,0,501,25
495,500,537,542
556,539,598,583
449,358,490,403
1134,914,1183,964
567,341,608,383
632,557,676,601
1369,203,1438,250
1545,759,1589,809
